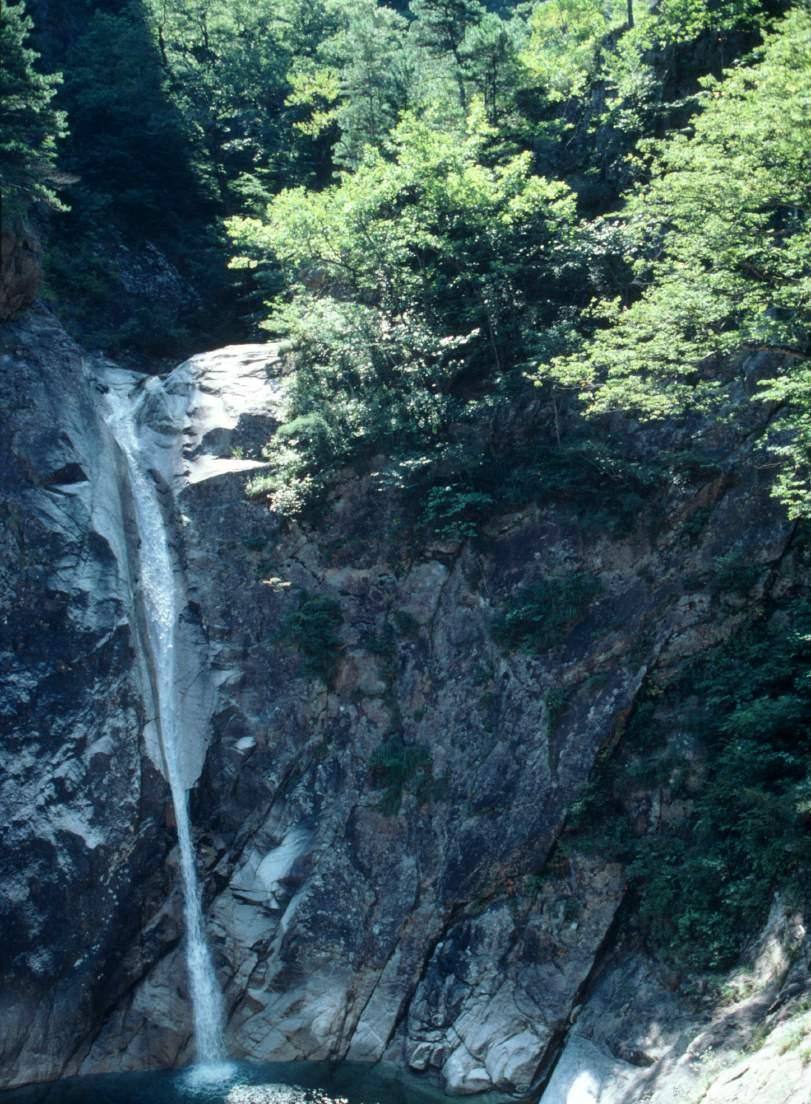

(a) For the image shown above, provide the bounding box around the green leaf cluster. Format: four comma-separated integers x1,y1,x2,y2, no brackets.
369,736,433,814
145,0,334,204
634,606,811,969
494,572,602,653
0,0,66,216
538,8,811,513
521,0,627,103
574,595,811,971
421,484,495,539
230,110,578,510
276,590,344,680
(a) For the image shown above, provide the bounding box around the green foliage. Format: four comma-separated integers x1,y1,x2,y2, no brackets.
225,0,779,520
411,0,485,109
494,573,602,652
579,598,811,971
544,685,571,731
230,109,578,511
637,0,764,46
17,0,779,373
369,736,433,814
460,11,524,124
0,0,67,215
246,298,459,511
411,0,484,57
290,0,417,168
457,430,667,534
521,0,626,103
276,590,343,680
27,0,344,355
392,608,421,637
61,7,201,230
538,9,811,514
28,1,242,358
233,109,576,332
521,0,765,112
146,0,333,203
422,484,495,539
710,548,762,596
633,687,811,969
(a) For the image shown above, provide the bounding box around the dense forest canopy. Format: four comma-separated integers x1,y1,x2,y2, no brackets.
1,0,808,515
538,7,811,513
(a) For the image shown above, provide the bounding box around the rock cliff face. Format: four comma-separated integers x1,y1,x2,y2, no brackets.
0,311,168,1084
1,309,809,1101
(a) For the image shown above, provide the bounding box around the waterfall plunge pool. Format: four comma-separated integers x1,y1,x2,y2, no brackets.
0,1061,514,1104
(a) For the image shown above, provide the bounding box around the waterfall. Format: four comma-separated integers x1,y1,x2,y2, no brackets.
105,378,226,1065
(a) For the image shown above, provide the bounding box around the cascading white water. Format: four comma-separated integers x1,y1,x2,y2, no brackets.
105,380,226,1064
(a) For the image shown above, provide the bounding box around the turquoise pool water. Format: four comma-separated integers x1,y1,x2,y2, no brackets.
0,1060,511,1104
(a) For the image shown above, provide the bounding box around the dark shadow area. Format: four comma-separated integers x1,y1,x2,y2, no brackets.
28,0,246,367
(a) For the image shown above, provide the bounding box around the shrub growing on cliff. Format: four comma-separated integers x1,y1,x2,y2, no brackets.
422,484,495,540
369,736,433,815
276,590,343,680
494,573,602,653
576,596,811,971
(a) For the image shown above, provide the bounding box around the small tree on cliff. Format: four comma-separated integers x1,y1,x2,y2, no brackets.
0,0,67,217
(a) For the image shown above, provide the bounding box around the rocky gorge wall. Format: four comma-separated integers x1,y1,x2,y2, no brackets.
1,308,810,1102
0,310,167,1083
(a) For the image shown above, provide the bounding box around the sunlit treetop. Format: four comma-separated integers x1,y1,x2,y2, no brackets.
536,7,811,514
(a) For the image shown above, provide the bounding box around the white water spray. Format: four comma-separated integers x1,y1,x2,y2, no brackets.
106,379,226,1063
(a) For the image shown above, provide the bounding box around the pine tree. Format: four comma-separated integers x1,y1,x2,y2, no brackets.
0,0,67,215
410,0,485,108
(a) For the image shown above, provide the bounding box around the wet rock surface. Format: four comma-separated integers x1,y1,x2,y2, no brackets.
0,310,171,1085
1,309,809,1102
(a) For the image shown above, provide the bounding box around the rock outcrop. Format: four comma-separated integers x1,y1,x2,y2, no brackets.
0,223,42,321
1,308,809,1102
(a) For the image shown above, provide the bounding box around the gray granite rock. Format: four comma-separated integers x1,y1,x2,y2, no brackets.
2,309,809,1104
